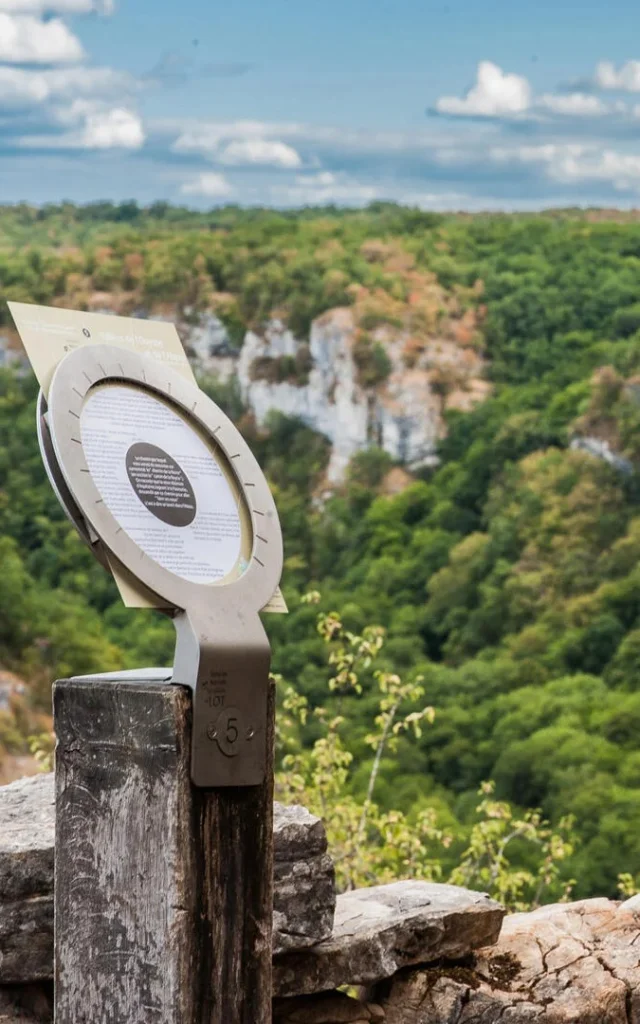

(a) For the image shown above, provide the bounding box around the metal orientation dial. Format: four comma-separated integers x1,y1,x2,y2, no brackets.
46,344,283,787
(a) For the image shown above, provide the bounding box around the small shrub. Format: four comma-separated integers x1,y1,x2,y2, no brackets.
353,334,392,389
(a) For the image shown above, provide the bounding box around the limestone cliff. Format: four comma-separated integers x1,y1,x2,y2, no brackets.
2,268,490,484
184,305,489,483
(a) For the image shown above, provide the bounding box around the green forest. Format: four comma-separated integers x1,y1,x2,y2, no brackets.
3,201,640,902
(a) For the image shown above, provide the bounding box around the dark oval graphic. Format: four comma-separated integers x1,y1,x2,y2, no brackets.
125,442,196,527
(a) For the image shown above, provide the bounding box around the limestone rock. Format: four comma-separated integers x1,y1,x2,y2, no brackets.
79,303,489,486
0,775,54,984
273,881,504,997
377,897,640,1023
273,803,336,954
273,803,328,860
233,312,448,483
0,775,54,903
0,897,52,984
570,436,633,475
0,776,336,982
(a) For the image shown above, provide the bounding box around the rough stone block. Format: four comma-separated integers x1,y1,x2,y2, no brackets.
273,881,504,997
273,804,335,954
375,896,640,1024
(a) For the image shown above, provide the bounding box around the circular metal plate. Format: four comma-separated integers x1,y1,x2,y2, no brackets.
47,344,282,614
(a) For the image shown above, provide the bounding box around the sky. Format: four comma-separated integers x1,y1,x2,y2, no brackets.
4,0,640,209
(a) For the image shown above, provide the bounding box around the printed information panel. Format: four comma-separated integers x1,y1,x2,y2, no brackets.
81,384,248,585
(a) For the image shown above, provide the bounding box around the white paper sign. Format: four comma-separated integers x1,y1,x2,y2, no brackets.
81,384,247,585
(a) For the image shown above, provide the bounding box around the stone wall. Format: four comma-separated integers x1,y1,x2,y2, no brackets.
1,773,638,1023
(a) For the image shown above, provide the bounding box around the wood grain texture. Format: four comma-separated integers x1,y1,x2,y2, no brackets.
54,676,274,1024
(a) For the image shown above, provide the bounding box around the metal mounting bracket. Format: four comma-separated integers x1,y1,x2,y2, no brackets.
172,607,271,787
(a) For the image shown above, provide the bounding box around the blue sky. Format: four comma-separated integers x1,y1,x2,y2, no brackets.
3,0,640,209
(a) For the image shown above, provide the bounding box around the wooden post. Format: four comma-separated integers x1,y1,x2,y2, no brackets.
54,672,274,1024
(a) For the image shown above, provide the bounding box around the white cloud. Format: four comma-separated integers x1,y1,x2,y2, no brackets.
299,171,336,186
0,0,112,12
490,143,583,166
490,142,640,192
180,172,233,197
0,65,135,107
538,92,607,116
552,150,640,190
0,13,84,63
79,106,144,148
273,171,378,206
399,190,472,209
173,120,289,155
436,61,531,117
19,101,145,148
436,64,619,122
173,122,304,171
595,60,640,92
218,138,302,168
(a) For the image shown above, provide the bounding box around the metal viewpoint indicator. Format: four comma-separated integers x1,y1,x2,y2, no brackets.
40,343,283,787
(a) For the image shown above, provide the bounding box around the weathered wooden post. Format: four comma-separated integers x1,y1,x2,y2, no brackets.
11,306,285,1024
54,671,276,1023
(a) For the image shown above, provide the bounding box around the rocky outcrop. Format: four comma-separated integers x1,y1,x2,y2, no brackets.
7,773,640,1024
182,308,487,484
229,311,486,483
274,882,503,998
273,803,336,954
237,312,376,483
570,436,633,475
0,775,54,985
373,896,640,1023
272,896,640,1022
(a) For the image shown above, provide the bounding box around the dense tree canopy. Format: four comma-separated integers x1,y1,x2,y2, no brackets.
3,202,640,896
